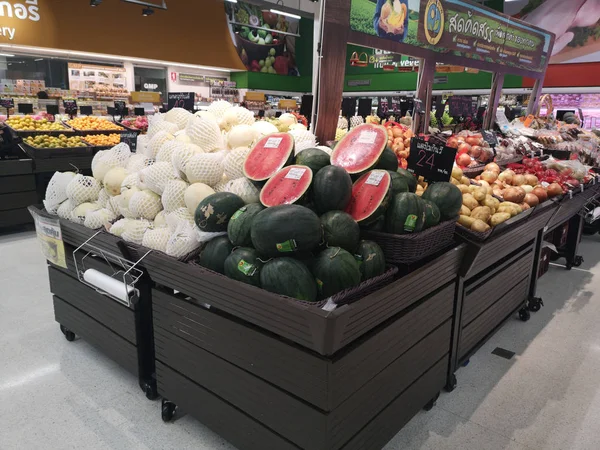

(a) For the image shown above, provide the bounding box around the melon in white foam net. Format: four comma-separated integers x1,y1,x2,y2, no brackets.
223,146,251,180
84,207,117,230
185,152,224,186
103,167,129,197
117,186,139,218
97,187,110,208
186,115,223,152
136,134,149,156
225,177,260,204
140,161,178,195
70,202,100,225
289,123,307,131
195,110,217,122
109,218,132,237
66,175,102,205
316,145,333,156
166,222,201,258
156,140,183,163
121,172,140,194
175,130,192,143
162,179,189,212
213,176,229,192
289,129,318,154
147,119,178,139
172,143,202,179
279,113,298,129
129,189,163,220
146,130,175,159
91,143,131,181
57,199,76,219
44,171,76,214
165,107,193,130
166,207,195,231
126,153,147,173
221,106,254,131
207,100,232,120
227,124,258,150
252,120,279,139
184,183,215,215
154,211,168,228
142,228,171,253
120,219,152,245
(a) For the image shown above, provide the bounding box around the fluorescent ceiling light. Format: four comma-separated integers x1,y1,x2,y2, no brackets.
270,9,301,20
0,53,14,57
225,0,238,3
34,58,43,61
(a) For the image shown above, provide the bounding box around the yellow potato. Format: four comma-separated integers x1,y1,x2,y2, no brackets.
460,205,471,216
450,177,460,186
472,187,486,202
452,166,463,181
498,204,520,217
491,212,511,226
461,176,471,186
471,219,491,233
458,215,476,228
458,184,471,194
471,206,491,223
462,193,479,211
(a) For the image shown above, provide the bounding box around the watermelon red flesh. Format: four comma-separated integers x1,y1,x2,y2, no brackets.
345,170,392,224
331,124,388,174
259,165,313,207
243,132,295,182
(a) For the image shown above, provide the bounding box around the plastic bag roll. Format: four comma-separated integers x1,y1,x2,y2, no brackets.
83,268,134,302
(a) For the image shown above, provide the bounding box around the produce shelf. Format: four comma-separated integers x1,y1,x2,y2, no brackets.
0,158,35,228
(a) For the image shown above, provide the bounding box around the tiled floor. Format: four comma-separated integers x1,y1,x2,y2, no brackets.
2,230,600,450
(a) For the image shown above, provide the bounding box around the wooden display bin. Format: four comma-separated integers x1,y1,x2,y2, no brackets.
0,158,36,227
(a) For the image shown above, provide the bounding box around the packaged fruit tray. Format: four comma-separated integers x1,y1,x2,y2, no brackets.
362,219,457,265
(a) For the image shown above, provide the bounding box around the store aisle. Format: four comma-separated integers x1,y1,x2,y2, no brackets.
2,231,600,450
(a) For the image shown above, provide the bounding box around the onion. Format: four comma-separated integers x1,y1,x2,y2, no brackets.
520,202,531,211
532,187,548,202
458,142,472,154
512,174,526,186
447,137,459,148
481,170,498,183
547,183,563,198
466,135,482,146
524,174,539,186
457,153,472,167
392,127,403,138
469,145,482,158
522,185,534,194
524,193,539,207
485,162,501,174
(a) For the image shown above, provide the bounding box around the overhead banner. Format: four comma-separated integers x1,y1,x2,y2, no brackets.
349,0,552,72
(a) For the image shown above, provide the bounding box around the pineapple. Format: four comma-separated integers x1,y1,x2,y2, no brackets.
335,128,347,141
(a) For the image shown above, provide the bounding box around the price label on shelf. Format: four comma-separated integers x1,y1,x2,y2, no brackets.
120,131,138,152
482,130,498,147
63,99,78,113
285,167,307,180
264,137,283,149
357,131,377,144
0,98,14,109
407,137,457,182
167,92,195,111
365,171,385,186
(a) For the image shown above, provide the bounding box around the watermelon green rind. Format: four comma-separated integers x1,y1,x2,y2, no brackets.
259,165,313,207
195,192,245,232
397,168,417,193
320,211,360,253
227,203,265,247
198,236,233,274
387,170,409,196
224,247,263,287
243,132,295,182
375,147,399,171
345,170,392,225
331,124,388,174
251,205,322,257
385,192,426,235
295,148,331,174
260,258,318,302
421,182,462,220
312,247,361,299
312,165,352,214
355,240,386,280
422,199,441,229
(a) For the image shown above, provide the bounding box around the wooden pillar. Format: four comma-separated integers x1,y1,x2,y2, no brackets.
412,58,435,135
314,0,351,144
484,72,505,130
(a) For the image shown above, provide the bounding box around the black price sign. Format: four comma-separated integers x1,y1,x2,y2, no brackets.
114,100,127,113
448,96,475,117
407,137,457,182
0,98,14,109
413,98,425,114
63,99,78,114
120,131,138,152
167,92,195,111
482,130,498,147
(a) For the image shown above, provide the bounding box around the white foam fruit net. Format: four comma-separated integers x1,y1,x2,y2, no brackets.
154,211,168,228
184,183,215,215
147,119,178,139
70,202,100,224
166,207,195,231
223,147,251,180
146,130,175,159
213,176,229,192
92,143,131,181
120,219,152,245
136,134,149,156
165,107,193,130
252,121,279,139
166,220,201,258
185,152,224,186
129,189,163,220
225,177,260,204
222,106,255,129
350,116,365,128
186,116,223,152
97,188,110,208
84,208,117,230
108,193,125,217
316,145,333,156
140,161,178,195
161,179,189,212
121,172,140,194
43,171,76,214
172,143,202,179
66,175,102,205
207,100,232,120
142,228,171,253
338,117,349,130
109,218,130,237
57,199,76,220
290,129,318,154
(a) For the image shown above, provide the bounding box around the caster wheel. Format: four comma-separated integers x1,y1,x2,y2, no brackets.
161,399,176,422
445,374,457,393
573,256,584,267
528,297,543,312
423,392,440,411
143,382,158,401
462,359,470,367
60,325,76,342
518,308,531,322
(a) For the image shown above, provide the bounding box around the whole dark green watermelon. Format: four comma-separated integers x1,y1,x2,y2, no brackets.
295,148,331,174
223,247,263,287
198,236,233,274
375,147,399,171
387,170,410,196
421,182,462,220
320,210,360,253
312,247,361,299
260,258,318,302
311,165,353,214
195,192,245,233
355,240,386,280
227,203,265,247
422,199,441,229
250,205,322,257
385,192,426,234
397,168,417,193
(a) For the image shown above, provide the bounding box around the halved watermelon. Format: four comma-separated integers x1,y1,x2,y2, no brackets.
345,170,392,225
259,165,313,207
243,132,295,182
331,124,388,174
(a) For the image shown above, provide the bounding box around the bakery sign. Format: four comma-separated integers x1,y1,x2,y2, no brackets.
0,1,41,41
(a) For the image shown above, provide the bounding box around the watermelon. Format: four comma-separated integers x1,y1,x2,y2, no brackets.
227,203,265,247
198,236,233,274
331,124,388,174
251,205,322,257
312,165,352,214
320,211,360,253
295,148,330,174
385,192,426,234
195,192,245,232
387,170,409,196
260,258,318,302
363,215,385,231
345,170,392,225
312,247,361,299
243,132,295,182
355,240,386,280
375,147,399,171
422,199,441,229
397,168,417,193
421,182,462,220
224,247,263,287
259,165,313,207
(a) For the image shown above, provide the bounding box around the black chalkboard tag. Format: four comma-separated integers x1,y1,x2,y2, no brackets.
114,100,127,117
63,99,78,115
80,105,93,116
407,136,457,182
46,104,59,115
134,107,145,116
120,130,138,152
482,130,498,147
167,92,195,111
107,106,117,116
0,98,14,109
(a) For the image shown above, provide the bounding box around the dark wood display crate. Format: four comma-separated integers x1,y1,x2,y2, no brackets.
20,142,94,159
5,123,75,138
545,184,600,232
0,158,36,227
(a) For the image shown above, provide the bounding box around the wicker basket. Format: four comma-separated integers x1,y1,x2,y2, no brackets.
362,219,456,265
